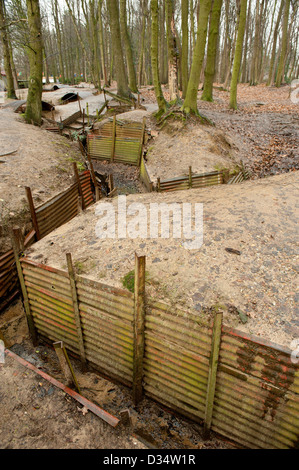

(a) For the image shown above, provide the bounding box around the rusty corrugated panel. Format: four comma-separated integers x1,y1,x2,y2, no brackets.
76,274,134,385
143,300,212,422
212,326,299,449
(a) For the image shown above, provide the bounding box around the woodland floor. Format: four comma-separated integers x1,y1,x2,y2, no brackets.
0,83,298,449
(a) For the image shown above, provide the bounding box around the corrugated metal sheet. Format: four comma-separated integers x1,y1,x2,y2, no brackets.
87,121,144,166
143,300,213,422
34,171,94,238
18,258,299,448
158,171,223,192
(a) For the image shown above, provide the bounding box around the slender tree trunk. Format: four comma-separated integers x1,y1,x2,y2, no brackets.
52,0,65,83
107,0,130,98
201,0,223,102
120,0,137,92
181,0,189,99
276,0,291,87
165,0,179,101
0,0,17,99
150,0,167,113
99,0,108,87
230,0,247,110
183,0,212,114
267,0,284,86
25,0,43,125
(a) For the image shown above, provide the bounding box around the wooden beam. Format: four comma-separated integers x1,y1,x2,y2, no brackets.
133,253,146,406
73,162,86,210
10,228,38,345
25,187,40,241
53,340,81,393
111,115,116,162
203,312,223,439
66,253,86,368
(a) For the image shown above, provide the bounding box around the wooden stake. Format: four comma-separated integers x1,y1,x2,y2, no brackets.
53,341,81,393
25,187,41,241
133,254,146,406
111,115,116,162
66,253,86,368
10,229,37,345
73,162,86,210
87,155,100,201
138,116,146,167
203,312,223,439
189,166,193,188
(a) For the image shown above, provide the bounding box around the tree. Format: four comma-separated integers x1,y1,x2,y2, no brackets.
107,0,130,98
165,0,179,101
276,0,291,87
201,0,223,102
182,0,212,114
25,0,43,125
181,0,189,99
120,0,137,93
230,0,248,110
0,0,17,99
150,0,167,113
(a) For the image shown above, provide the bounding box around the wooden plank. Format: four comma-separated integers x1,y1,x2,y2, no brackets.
25,187,40,241
133,254,146,405
53,340,81,393
11,229,38,345
73,163,86,210
203,312,223,439
66,253,87,368
111,115,116,162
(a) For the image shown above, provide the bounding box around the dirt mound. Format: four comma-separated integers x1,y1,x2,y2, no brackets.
25,171,299,348
145,117,240,182
0,108,84,253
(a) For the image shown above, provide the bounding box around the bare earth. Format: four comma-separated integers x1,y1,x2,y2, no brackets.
0,108,83,252
25,171,299,348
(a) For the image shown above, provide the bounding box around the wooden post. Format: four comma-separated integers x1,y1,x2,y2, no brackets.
73,162,86,210
12,226,24,253
53,341,81,393
108,174,114,194
133,254,146,406
138,117,146,167
189,166,193,189
86,102,90,126
111,115,116,162
87,154,100,201
203,312,223,440
25,187,41,241
10,229,38,345
157,178,161,192
66,253,86,368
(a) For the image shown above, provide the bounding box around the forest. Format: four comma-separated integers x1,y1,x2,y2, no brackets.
0,0,298,124
0,0,298,452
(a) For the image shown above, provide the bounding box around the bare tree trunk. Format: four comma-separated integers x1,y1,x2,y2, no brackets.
165,0,179,101
276,0,291,87
25,0,43,125
107,0,130,98
0,0,17,99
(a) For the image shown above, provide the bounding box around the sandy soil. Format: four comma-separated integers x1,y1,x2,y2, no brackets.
0,108,84,252
25,171,299,348
145,119,239,182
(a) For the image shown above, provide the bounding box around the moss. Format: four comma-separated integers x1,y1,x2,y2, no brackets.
122,270,135,293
